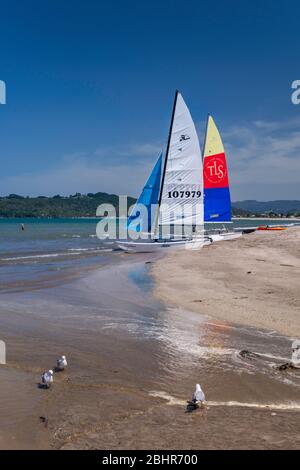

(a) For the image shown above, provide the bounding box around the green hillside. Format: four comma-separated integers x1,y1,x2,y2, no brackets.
232,200,300,216
1,194,299,218
0,193,136,218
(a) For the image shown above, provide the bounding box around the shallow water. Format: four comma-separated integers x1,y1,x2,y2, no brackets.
0,219,299,449
0,252,299,449
0,218,117,291
0,217,297,258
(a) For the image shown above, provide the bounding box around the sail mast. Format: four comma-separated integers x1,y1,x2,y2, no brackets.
157,90,179,208
153,90,179,237
202,113,210,162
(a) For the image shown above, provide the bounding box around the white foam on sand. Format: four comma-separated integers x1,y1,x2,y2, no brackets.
149,390,300,411
2,248,113,261
68,248,113,253
2,252,79,261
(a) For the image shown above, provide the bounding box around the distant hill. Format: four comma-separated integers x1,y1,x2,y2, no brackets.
0,193,136,218
231,206,255,217
1,194,299,218
232,200,300,216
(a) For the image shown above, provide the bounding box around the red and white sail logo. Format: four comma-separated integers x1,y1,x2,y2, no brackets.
207,159,224,179
204,153,229,188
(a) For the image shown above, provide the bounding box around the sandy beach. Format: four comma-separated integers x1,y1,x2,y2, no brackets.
152,227,300,338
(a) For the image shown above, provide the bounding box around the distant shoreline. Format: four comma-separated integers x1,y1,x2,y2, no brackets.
1,194,300,219
0,216,101,219
0,216,299,221
232,216,300,221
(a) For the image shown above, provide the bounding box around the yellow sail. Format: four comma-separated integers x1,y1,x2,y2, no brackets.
203,115,224,157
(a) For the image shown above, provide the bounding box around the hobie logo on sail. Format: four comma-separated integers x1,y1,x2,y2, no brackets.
180,134,190,141
204,153,229,187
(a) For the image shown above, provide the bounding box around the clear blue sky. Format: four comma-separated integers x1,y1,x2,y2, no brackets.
1,0,300,200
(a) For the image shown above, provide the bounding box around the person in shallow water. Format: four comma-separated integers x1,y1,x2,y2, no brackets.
187,384,205,411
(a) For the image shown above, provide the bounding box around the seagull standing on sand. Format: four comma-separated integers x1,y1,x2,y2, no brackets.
192,384,205,404
41,370,54,389
291,342,300,369
56,355,67,371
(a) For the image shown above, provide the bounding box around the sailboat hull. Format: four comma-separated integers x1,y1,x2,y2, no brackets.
210,232,242,242
117,237,212,253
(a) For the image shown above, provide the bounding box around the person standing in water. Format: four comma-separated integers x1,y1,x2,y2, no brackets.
20,223,25,231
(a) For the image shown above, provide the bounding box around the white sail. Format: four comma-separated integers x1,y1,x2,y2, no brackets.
158,92,204,227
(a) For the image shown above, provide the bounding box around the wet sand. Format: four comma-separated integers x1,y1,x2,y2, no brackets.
0,245,299,449
152,227,300,338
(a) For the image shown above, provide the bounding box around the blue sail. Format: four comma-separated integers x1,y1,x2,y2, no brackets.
204,187,231,222
127,153,162,233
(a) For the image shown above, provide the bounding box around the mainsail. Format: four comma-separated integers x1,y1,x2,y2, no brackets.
203,115,231,222
127,153,162,233
158,91,204,227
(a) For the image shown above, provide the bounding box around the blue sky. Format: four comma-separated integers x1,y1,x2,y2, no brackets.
1,0,300,200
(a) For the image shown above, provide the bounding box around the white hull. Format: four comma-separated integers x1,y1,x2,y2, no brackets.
117,237,212,253
210,232,242,242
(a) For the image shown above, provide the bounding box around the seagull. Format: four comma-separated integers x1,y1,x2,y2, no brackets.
291,343,300,369
41,370,54,389
186,384,205,412
56,355,67,371
192,383,205,404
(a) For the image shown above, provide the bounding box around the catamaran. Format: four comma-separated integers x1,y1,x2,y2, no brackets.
118,91,210,253
203,115,242,242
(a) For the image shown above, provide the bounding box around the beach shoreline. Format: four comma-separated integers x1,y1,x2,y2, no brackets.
151,227,300,338
231,217,300,221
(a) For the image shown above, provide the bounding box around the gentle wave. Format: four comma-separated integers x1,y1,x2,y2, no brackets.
68,248,113,253
149,391,300,411
1,252,79,261
1,247,113,261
